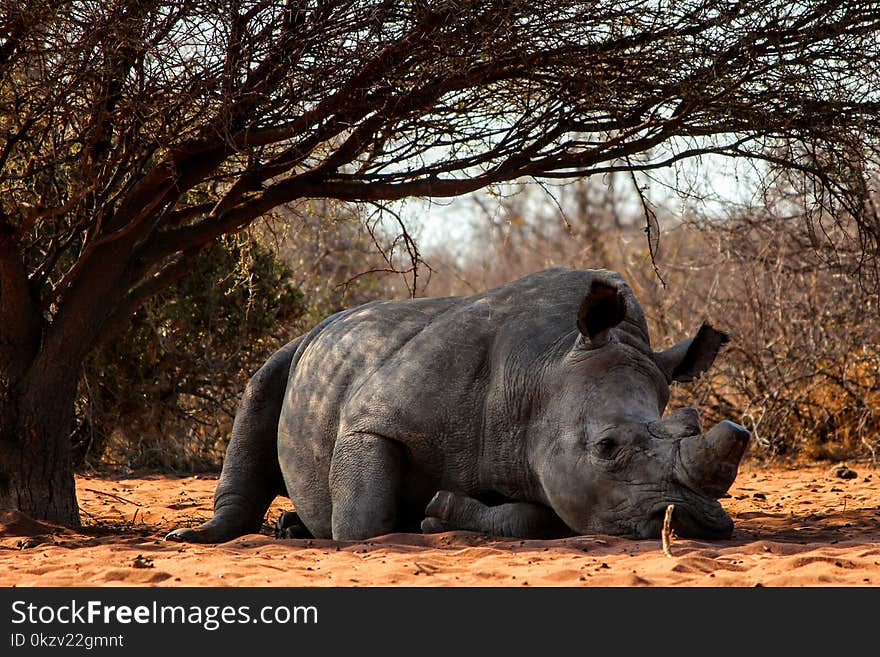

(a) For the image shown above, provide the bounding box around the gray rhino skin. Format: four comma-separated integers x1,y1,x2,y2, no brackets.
167,268,749,543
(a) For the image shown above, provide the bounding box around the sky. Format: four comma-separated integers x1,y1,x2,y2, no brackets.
406,152,764,252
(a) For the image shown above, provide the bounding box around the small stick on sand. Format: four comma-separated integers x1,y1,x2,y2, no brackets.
414,562,437,575
661,504,675,558
85,488,141,507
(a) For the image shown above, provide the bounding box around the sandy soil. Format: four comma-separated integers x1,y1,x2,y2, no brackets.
2,460,879,587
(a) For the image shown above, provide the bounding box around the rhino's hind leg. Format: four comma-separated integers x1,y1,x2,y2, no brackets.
329,433,405,540
421,491,571,539
165,338,301,543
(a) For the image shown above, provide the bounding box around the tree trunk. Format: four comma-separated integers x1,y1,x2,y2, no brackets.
0,365,81,527
0,215,141,526
1,218,80,524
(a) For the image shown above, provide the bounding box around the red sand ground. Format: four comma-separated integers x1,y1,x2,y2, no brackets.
2,460,879,587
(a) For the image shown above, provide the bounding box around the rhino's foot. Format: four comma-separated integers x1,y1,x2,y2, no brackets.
165,512,262,544
275,510,313,539
165,522,241,544
422,490,571,539
420,517,449,534
422,490,477,534
425,490,458,519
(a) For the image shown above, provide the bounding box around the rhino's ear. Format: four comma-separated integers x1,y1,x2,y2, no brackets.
654,322,729,383
576,280,626,347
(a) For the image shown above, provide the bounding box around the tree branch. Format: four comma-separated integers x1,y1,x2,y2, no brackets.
96,249,202,349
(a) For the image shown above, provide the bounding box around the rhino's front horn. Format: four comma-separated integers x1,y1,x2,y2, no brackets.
675,421,750,498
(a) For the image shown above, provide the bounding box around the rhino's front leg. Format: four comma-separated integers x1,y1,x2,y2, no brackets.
329,433,405,540
421,491,571,539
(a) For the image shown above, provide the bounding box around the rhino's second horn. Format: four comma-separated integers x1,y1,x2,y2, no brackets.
675,421,750,498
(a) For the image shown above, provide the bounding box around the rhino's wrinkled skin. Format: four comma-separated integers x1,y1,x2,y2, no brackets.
167,268,749,543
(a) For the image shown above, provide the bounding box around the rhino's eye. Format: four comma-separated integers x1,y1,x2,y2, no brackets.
595,437,620,460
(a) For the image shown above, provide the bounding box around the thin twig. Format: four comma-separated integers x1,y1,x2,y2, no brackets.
627,167,666,287
84,488,142,507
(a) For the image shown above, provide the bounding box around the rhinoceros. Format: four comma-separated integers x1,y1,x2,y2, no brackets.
166,268,748,543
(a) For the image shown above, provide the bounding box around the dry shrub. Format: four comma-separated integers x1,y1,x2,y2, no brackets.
655,214,880,462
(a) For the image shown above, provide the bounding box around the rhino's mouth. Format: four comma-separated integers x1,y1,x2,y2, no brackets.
645,495,734,540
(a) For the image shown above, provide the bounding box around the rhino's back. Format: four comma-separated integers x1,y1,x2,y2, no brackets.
276,268,649,530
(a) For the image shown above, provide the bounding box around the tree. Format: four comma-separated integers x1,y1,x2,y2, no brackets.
2,0,880,524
